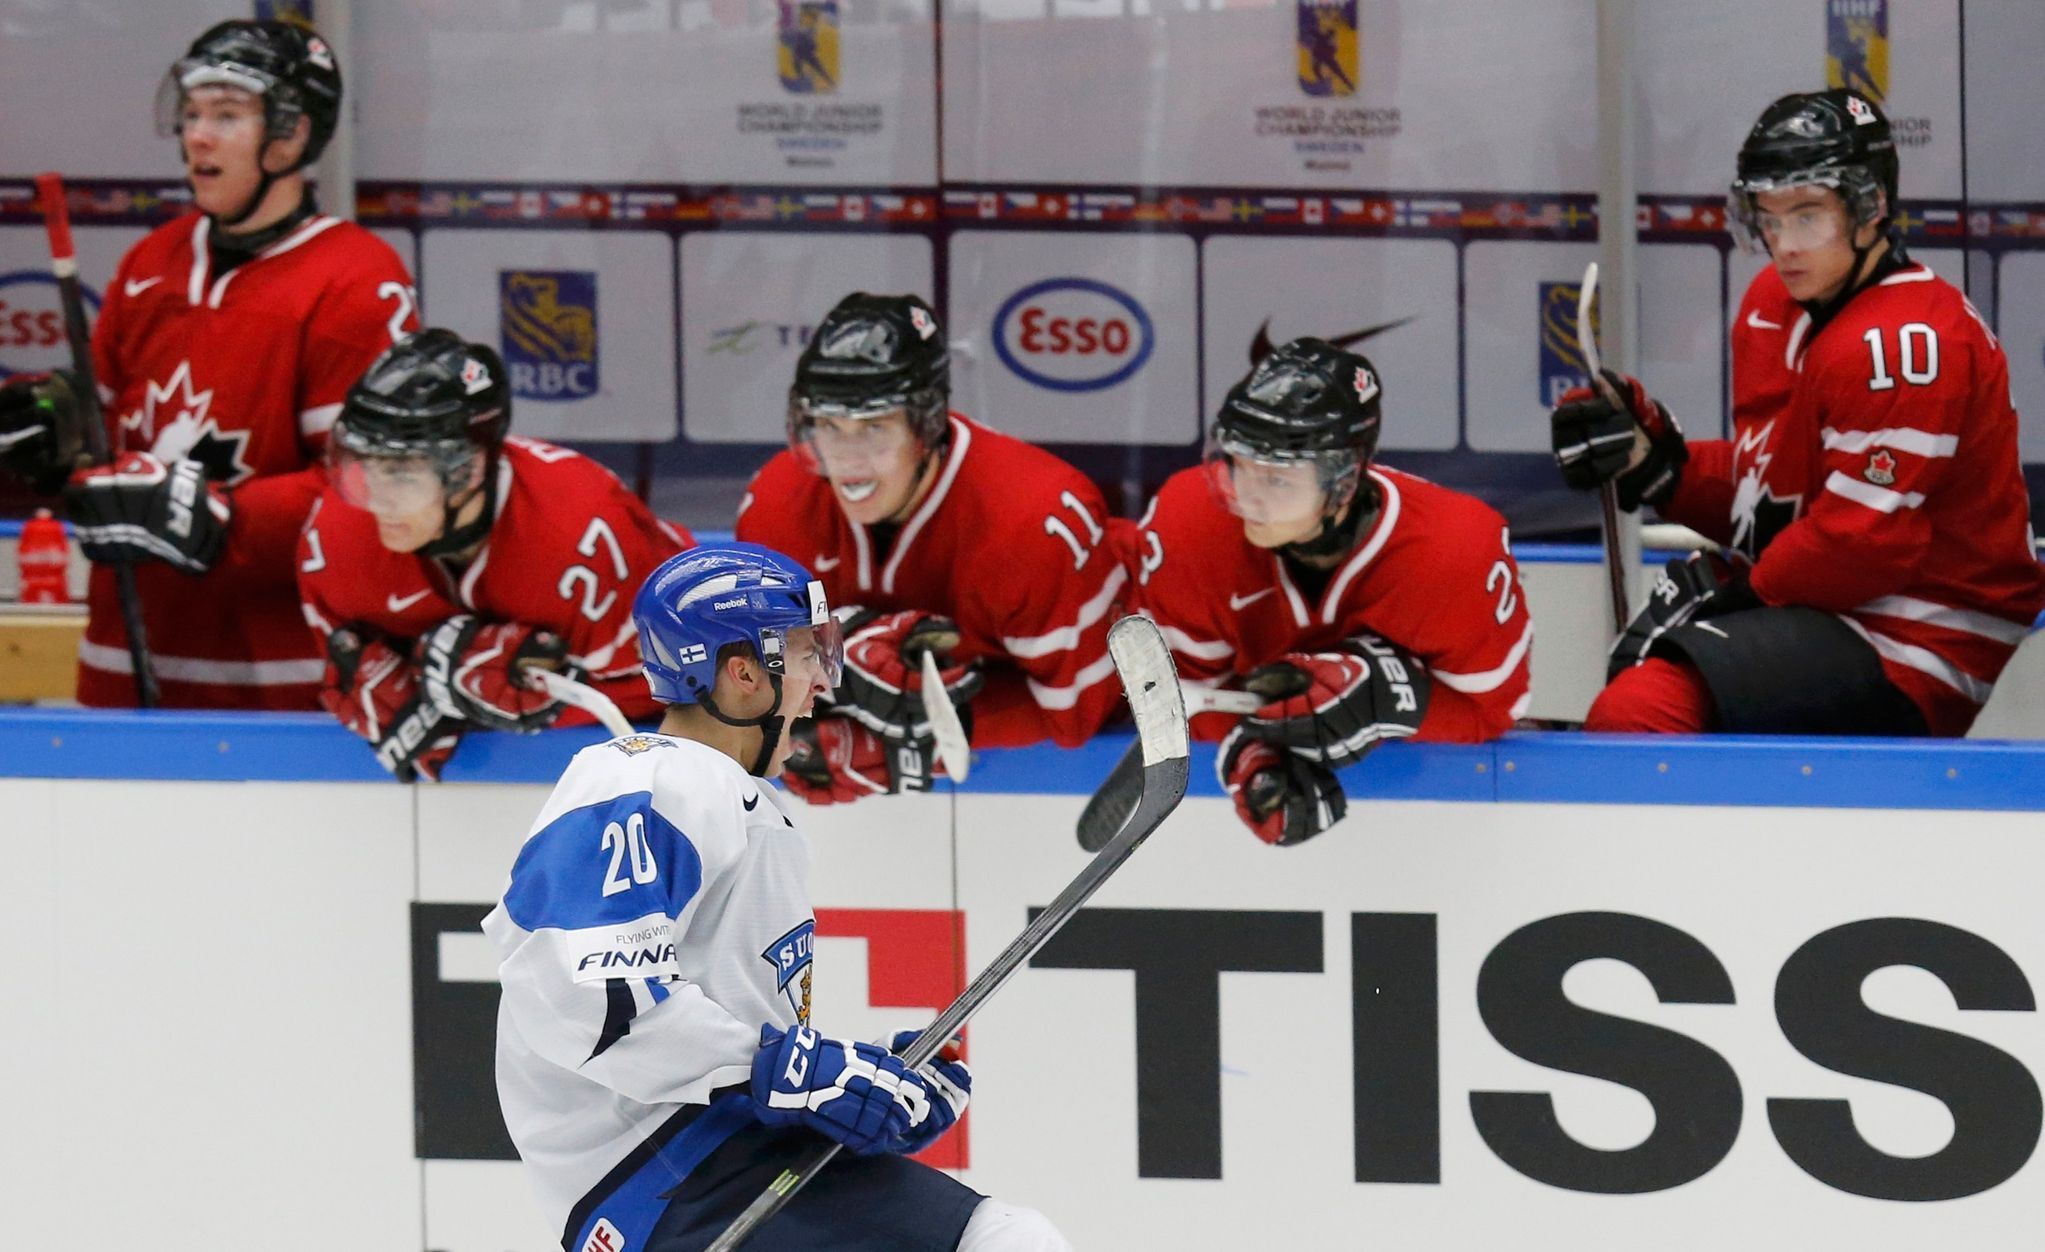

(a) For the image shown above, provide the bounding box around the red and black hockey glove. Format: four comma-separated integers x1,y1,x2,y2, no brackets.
1218,724,1346,847
1551,368,1688,511
0,369,83,491
781,715,936,805
1607,550,1762,680
418,615,571,733
1239,634,1430,767
64,452,231,574
831,608,983,742
320,628,464,782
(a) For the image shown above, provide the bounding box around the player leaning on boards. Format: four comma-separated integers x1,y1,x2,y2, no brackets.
737,293,1127,803
1133,338,1533,845
299,330,692,781
1553,90,2045,736
485,544,1071,1252
0,19,419,707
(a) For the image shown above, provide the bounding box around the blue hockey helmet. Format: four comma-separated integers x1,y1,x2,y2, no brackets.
634,543,842,706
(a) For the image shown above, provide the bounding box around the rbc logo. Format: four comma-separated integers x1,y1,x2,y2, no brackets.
1296,0,1358,98
499,270,599,402
778,0,839,94
1537,280,1596,407
1826,0,1888,105
0,271,100,379
993,278,1154,393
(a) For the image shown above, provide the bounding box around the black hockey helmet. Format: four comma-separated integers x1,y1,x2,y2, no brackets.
1728,89,1898,251
331,330,511,554
788,293,951,455
157,20,344,169
1212,336,1382,464
1205,337,1383,539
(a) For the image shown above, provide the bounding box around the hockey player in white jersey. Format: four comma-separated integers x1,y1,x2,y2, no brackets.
485,542,1071,1252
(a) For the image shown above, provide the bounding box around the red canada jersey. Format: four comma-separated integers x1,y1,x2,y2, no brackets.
1661,261,2045,734
736,415,1126,747
297,437,692,725
1133,464,1533,743
78,211,419,708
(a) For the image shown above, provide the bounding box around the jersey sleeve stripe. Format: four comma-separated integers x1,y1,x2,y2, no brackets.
1158,624,1234,661
299,402,343,438
78,639,323,685
1824,471,1925,514
1838,616,1994,704
1025,650,1119,710
1001,565,1127,658
1820,427,1959,458
1856,594,2034,645
1429,619,1535,694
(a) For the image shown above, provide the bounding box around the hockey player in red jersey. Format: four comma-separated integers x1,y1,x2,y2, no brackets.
299,330,692,781
0,19,418,709
1136,338,1533,845
1552,90,2044,737
736,293,1126,803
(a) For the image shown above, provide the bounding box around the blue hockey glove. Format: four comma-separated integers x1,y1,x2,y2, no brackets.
751,1023,971,1156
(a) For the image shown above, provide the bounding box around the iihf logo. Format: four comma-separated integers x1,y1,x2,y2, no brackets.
1826,0,1888,105
1537,281,1597,406
778,0,839,95
1295,0,1358,98
499,270,598,402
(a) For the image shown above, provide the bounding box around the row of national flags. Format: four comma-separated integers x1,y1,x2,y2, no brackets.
1,178,2036,243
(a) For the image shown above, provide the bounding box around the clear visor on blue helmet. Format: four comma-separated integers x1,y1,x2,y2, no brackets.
638,570,844,700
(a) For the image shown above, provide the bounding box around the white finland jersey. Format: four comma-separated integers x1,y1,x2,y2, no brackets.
483,733,813,1247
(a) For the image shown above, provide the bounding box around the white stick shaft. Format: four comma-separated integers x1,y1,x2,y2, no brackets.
919,648,972,783
531,670,634,737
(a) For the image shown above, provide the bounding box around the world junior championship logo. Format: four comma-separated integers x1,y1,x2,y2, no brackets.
1826,0,1888,105
1537,280,1599,408
499,270,598,402
778,0,839,95
1296,0,1358,98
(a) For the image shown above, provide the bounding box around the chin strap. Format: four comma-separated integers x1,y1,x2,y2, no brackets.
1794,226,1909,337
417,449,502,560
698,673,788,776
1281,475,1383,563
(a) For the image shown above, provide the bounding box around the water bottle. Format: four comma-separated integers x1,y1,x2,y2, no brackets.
17,508,71,604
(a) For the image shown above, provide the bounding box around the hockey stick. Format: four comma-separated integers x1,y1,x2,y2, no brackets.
705,615,1190,1252
1577,261,1633,633
528,668,635,738
1075,683,1257,851
919,648,971,783
36,172,158,707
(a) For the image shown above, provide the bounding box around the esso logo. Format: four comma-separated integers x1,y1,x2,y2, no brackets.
0,271,99,378
993,277,1154,393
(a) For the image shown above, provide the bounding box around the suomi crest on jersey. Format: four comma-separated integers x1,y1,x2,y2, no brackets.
762,919,815,1025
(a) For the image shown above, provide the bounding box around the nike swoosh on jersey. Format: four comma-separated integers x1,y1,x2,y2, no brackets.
124,276,164,297
1229,588,1276,610
743,793,760,811
387,588,433,612
813,555,842,571
1746,310,1782,330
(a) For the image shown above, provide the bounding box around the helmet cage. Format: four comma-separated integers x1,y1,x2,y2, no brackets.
1727,163,1887,253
